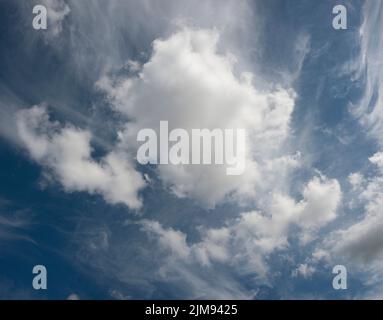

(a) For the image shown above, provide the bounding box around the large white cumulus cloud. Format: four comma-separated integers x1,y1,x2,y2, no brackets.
16,105,145,209
98,27,297,207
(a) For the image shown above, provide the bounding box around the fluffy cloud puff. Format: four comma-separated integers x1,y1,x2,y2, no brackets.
16,105,145,209
39,0,70,37
97,27,297,207
292,264,316,279
326,153,383,265
139,175,341,279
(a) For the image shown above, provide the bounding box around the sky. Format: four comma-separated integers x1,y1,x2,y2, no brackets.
0,0,383,300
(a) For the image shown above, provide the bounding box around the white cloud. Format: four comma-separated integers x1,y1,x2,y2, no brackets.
369,152,383,170
348,172,364,190
292,264,315,279
140,220,191,259
98,27,297,207
40,0,70,37
139,175,341,280
329,3,383,273
349,1,383,146
328,6,383,283
0,213,32,244
67,293,80,300
322,153,383,278
16,105,145,209
297,176,342,230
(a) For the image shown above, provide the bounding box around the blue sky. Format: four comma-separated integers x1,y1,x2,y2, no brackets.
0,0,383,299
